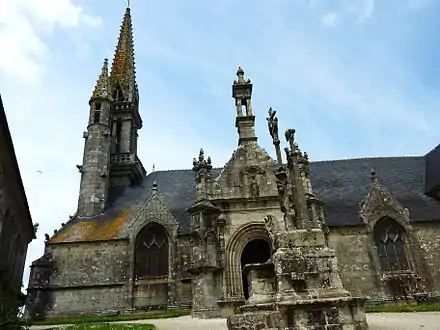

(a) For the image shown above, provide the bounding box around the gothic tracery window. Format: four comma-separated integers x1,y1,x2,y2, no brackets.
135,223,169,278
373,217,409,273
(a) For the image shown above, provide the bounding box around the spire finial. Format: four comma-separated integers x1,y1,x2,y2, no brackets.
152,164,155,172
237,66,244,77
126,0,130,8
91,58,111,101
234,66,251,85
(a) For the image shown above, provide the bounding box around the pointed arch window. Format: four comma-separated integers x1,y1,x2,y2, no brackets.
373,217,409,273
135,223,169,278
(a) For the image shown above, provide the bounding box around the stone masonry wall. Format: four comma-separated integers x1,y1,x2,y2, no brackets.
51,286,125,316
48,240,130,315
413,222,440,294
175,236,192,308
327,227,379,299
328,222,440,301
51,240,129,287
33,220,440,317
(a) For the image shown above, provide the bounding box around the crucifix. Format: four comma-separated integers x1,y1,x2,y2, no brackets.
266,107,283,164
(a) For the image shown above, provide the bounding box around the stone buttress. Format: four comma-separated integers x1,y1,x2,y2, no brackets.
187,149,223,318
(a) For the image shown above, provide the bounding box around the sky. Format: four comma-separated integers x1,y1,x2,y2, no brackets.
1,0,440,290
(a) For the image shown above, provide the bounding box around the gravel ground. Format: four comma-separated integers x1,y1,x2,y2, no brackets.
30,312,440,330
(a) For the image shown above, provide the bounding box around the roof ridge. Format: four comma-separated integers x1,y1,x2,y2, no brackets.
311,156,423,164
146,157,423,174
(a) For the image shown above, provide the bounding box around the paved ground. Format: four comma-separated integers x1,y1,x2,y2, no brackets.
31,312,440,330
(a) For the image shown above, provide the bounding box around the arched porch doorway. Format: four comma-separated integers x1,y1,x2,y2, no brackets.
240,239,271,299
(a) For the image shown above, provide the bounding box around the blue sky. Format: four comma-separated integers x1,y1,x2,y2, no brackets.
1,0,440,288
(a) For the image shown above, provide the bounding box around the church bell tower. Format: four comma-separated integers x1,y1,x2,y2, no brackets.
76,59,113,217
76,5,145,217
109,6,145,189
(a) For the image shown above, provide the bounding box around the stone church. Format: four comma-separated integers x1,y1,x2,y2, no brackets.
27,6,440,319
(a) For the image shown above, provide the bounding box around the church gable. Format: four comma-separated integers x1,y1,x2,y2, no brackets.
359,171,411,230
213,143,278,200
126,182,179,238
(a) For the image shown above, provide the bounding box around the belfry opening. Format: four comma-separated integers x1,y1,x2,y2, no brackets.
240,239,271,299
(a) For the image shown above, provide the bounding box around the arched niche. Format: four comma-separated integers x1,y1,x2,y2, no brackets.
240,238,271,299
224,222,271,299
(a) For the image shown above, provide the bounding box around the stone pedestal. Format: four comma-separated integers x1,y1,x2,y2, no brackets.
189,266,223,319
244,263,275,305
227,229,369,330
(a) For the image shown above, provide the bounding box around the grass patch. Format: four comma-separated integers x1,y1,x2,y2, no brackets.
63,323,154,330
365,303,440,313
32,309,189,325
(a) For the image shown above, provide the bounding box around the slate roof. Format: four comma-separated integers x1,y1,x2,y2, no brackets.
309,156,440,226
50,156,440,243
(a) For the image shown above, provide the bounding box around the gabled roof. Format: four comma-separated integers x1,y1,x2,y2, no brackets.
310,156,440,226
50,156,440,243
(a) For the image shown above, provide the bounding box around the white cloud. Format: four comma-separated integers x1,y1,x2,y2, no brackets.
0,0,101,84
317,0,376,26
0,0,102,290
357,0,375,21
321,12,339,26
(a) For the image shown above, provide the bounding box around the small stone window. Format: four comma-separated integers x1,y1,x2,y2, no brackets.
94,102,102,110
114,121,122,152
135,223,169,278
374,217,409,272
93,111,101,123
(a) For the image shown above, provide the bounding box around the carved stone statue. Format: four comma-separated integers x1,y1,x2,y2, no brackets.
264,214,279,251
285,128,296,146
284,197,298,230
266,107,279,142
264,214,289,251
299,151,310,178
249,174,260,198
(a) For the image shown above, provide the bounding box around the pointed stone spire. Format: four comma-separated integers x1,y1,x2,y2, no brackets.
90,58,111,101
110,6,138,103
